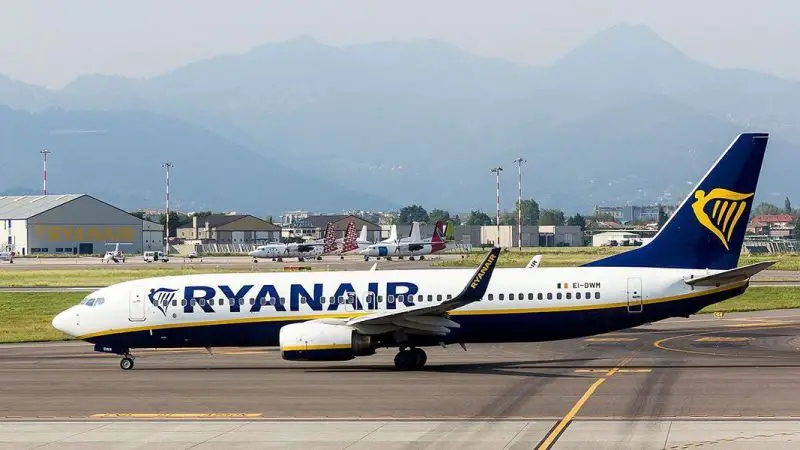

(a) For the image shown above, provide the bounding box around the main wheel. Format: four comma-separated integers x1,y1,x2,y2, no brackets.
411,348,427,369
409,256,415,261
394,348,427,371
316,256,322,260
419,255,425,261
120,357,134,370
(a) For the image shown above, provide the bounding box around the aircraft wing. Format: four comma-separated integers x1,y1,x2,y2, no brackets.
685,261,776,287
346,247,500,333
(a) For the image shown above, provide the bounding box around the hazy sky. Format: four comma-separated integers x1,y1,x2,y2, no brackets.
2,0,798,88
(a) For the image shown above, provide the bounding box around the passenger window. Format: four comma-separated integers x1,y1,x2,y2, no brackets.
528,293,534,300
585,292,590,299
595,292,601,299
300,297,306,304
181,299,187,306
280,297,286,305
547,293,553,300
418,294,424,302
499,294,504,301
378,295,383,303
509,293,515,300
566,293,572,300
397,295,405,303
446,294,452,300
249,298,254,305
556,293,562,300
537,293,543,301
518,293,523,300
437,294,442,302
199,299,206,306
576,292,582,300
428,295,433,302
239,298,244,305
171,300,177,307
488,294,494,301
388,295,395,304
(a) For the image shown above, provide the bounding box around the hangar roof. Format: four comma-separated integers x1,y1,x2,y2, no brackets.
0,194,85,220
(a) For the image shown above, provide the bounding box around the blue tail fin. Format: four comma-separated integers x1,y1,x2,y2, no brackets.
584,133,769,270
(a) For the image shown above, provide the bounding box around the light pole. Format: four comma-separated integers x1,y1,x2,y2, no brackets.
490,167,503,247
513,158,526,250
40,150,51,195
162,162,173,254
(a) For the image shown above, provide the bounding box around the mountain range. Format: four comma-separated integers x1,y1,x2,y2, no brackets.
1,24,798,214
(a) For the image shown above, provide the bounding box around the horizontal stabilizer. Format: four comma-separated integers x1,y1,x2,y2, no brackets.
685,261,776,286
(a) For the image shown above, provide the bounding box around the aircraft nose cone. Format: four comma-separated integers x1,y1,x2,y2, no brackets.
52,308,78,337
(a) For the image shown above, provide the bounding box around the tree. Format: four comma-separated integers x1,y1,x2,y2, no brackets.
786,197,793,215
500,211,516,225
567,213,586,230
398,205,429,224
657,208,668,229
428,209,451,224
793,219,800,240
540,209,565,226
129,211,145,220
514,199,540,226
265,215,274,224
466,210,493,226
753,202,781,216
158,211,185,237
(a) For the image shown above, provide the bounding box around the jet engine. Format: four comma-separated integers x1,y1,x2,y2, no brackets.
279,322,375,361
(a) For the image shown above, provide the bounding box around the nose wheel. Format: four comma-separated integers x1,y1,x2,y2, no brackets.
394,347,427,371
120,355,135,370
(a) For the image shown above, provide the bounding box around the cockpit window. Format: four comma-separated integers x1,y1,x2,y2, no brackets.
80,297,105,307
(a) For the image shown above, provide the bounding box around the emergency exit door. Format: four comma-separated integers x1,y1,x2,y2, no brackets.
129,291,146,321
627,278,643,313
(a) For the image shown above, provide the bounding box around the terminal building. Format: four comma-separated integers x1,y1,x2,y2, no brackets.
0,194,163,255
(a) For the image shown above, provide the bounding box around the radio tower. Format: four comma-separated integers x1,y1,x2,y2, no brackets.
490,167,503,247
162,162,173,254
40,149,51,195
513,158,526,250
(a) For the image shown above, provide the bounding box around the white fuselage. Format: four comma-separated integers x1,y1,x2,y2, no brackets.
53,265,735,345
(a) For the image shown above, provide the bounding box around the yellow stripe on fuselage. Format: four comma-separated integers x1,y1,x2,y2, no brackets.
76,281,746,340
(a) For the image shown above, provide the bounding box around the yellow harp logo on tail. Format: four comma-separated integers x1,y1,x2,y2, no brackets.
691,188,753,250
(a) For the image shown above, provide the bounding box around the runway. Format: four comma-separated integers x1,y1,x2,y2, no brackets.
0,254,458,271
1,309,799,448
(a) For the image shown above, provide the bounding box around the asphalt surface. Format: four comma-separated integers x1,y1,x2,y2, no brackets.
0,309,798,420
0,254,459,271
1,309,799,448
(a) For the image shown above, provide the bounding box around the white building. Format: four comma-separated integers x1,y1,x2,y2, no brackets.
0,194,162,255
592,231,641,247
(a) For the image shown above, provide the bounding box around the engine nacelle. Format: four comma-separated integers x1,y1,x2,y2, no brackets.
279,322,375,361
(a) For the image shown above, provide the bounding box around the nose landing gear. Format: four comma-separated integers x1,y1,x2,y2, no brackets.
120,354,135,370
394,347,427,371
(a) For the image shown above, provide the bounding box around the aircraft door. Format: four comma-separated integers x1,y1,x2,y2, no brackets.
129,290,147,322
627,278,643,313
377,246,388,257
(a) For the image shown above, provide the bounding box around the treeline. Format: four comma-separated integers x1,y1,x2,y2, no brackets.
388,200,590,230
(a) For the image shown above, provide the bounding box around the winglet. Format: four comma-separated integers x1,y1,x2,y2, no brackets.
455,247,500,301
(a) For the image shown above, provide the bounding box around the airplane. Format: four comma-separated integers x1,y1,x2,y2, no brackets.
333,221,361,259
360,220,446,261
0,249,15,263
102,243,131,263
249,223,338,262
52,133,773,372
526,255,542,269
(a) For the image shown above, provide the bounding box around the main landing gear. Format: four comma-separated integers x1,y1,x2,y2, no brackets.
120,354,135,370
394,347,427,371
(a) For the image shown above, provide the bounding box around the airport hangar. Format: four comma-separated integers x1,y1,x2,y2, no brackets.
0,194,163,255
